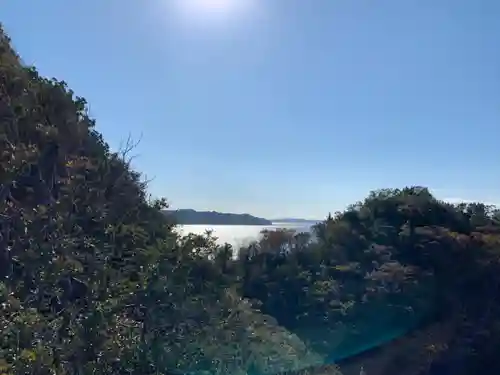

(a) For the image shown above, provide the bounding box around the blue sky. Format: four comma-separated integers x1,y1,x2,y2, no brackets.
3,0,499,219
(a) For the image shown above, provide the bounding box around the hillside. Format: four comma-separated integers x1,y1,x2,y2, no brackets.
164,209,272,225
3,22,500,375
246,191,500,374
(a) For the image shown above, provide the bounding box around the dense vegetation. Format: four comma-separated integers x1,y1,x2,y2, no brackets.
1,24,500,375
163,209,272,225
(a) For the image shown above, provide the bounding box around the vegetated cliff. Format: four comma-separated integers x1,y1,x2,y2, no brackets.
233,189,500,375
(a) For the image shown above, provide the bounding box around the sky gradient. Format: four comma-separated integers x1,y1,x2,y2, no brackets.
2,0,499,219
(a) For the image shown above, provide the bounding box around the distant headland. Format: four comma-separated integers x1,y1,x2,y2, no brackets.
271,218,321,224
164,209,273,226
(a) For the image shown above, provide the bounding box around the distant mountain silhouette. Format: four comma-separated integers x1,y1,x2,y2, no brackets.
272,218,321,224
164,209,272,225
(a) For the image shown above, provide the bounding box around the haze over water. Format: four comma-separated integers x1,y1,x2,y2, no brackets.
178,222,317,247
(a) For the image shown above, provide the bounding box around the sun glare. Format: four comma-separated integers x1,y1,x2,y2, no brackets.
173,0,255,25
187,0,238,13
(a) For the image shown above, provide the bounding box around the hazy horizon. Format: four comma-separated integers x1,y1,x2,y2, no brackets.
166,207,322,221
169,194,499,221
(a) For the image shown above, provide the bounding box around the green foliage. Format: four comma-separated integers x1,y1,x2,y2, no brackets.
234,188,500,374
